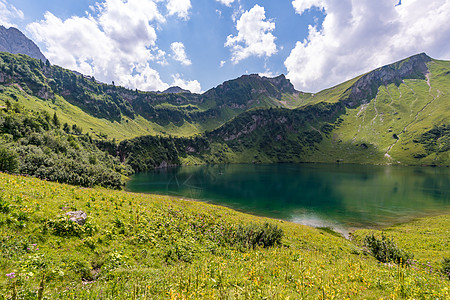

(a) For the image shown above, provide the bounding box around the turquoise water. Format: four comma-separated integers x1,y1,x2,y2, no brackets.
126,164,450,235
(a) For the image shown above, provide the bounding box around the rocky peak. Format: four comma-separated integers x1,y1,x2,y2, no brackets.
204,73,297,106
0,26,47,62
262,74,297,94
159,86,191,94
344,53,431,107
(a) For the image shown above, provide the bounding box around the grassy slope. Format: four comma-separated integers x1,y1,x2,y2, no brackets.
312,77,360,105
304,59,450,165
0,84,305,142
0,173,448,299
0,85,209,140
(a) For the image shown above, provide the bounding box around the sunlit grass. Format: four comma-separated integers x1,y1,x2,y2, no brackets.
0,173,448,299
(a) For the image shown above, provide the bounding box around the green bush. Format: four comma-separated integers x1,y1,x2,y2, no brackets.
364,233,412,265
442,257,450,279
231,222,283,249
0,147,19,173
0,196,10,213
44,216,96,237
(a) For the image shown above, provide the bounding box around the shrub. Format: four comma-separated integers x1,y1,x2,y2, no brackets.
0,196,10,213
231,222,283,249
0,147,19,173
44,216,96,237
442,257,450,279
164,237,198,263
364,234,412,265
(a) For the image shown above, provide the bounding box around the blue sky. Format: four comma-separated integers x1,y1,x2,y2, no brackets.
1,0,449,93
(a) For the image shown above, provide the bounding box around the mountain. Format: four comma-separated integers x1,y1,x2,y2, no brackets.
0,26,47,62
203,53,449,166
0,51,448,173
0,52,302,139
160,86,191,94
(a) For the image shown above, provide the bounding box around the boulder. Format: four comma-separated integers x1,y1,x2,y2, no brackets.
66,211,87,225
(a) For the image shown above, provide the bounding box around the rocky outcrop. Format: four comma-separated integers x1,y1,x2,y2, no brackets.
159,86,191,94
0,26,47,62
262,74,298,94
203,74,298,111
66,211,88,225
343,53,431,107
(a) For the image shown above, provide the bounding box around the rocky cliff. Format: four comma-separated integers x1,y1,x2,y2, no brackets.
343,53,431,107
0,26,47,62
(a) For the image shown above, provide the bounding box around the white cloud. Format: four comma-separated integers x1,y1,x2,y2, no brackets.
258,71,274,78
0,0,24,27
155,49,168,65
292,0,326,14
26,0,196,92
225,4,277,64
97,0,164,52
220,60,226,67
216,0,235,7
286,0,450,92
231,4,244,22
166,0,191,20
170,42,192,66
122,63,169,92
171,73,202,93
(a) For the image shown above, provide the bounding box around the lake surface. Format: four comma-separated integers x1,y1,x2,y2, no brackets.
126,164,450,236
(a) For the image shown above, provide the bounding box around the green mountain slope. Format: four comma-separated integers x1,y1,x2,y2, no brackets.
305,55,449,165
0,52,448,173
203,53,449,166
0,53,304,139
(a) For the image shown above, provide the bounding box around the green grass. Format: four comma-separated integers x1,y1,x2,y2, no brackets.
352,214,450,265
304,59,450,166
0,86,209,140
304,75,362,106
0,172,448,299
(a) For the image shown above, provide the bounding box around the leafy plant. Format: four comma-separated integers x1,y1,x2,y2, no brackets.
442,257,450,279
0,147,19,173
0,195,10,213
231,222,283,249
364,233,412,264
44,216,95,237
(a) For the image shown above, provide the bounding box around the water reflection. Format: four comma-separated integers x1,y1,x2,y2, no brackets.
127,164,450,233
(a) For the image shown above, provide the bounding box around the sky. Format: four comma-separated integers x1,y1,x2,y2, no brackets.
0,0,449,93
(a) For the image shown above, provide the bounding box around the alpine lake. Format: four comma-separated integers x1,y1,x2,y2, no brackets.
126,163,450,237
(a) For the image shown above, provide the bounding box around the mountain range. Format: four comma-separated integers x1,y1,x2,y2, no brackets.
0,28,448,188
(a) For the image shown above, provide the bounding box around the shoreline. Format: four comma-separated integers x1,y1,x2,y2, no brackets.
123,187,450,240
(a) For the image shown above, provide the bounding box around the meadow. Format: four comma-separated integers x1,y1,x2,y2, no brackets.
0,172,449,299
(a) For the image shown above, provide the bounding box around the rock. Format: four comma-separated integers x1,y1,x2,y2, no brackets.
0,26,47,62
66,211,87,225
159,86,191,94
343,53,431,108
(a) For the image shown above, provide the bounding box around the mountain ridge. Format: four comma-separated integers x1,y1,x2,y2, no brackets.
0,51,448,171
0,25,47,62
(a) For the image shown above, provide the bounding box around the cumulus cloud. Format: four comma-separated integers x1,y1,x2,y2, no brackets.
0,0,24,27
166,0,191,20
292,0,326,14
258,70,274,78
26,0,197,92
171,73,202,93
155,49,168,65
220,60,226,67
170,42,192,66
122,63,169,92
225,4,277,64
216,0,236,7
286,0,450,92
